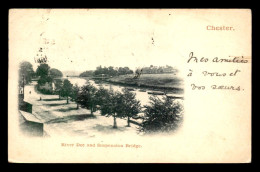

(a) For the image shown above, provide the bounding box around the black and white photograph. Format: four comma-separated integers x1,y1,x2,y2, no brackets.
9,9,251,163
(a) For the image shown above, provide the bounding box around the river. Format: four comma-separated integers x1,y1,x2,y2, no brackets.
41,77,183,137
66,77,172,106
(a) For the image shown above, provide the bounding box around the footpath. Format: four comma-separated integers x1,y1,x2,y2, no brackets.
23,81,140,138
24,81,90,123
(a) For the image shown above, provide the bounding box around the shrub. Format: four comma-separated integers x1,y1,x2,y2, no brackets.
139,96,183,134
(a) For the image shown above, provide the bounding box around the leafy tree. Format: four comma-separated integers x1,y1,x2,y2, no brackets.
94,65,102,76
103,67,109,75
71,84,80,109
139,65,175,74
49,68,63,78
120,88,141,127
37,75,53,86
36,64,50,77
35,64,53,93
54,79,63,99
93,65,133,76
139,96,183,134
61,79,73,104
118,67,125,75
79,70,94,77
99,89,124,128
77,84,97,115
123,67,133,75
19,61,34,85
108,66,117,76
94,86,110,110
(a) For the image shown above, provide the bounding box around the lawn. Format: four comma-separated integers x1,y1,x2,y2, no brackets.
107,73,184,89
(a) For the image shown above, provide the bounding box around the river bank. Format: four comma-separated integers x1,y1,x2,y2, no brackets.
81,73,184,94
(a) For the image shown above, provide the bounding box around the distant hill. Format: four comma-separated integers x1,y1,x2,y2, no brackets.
62,70,82,77
79,70,94,77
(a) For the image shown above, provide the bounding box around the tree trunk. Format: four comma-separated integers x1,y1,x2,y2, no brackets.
91,107,93,115
127,116,130,127
67,96,69,104
113,115,117,128
76,92,78,109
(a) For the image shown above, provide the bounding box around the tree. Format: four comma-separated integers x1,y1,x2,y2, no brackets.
37,75,53,86
93,66,133,77
54,79,63,99
61,79,73,104
120,88,141,127
19,61,34,85
123,67,133,75
108,66,117,76
35,64,52,94
49,68,63,78
94,65,102,76
71,84,80,109
99,89,124,128
139,96,183,134
77,84,97,115
94,86,110,110
118,67,125,75
36,64,50,77
103,67,109,75
79,70,94,77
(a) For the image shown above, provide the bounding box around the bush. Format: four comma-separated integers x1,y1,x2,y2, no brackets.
37,88,53,95
77,84,97,115
139,96,183,134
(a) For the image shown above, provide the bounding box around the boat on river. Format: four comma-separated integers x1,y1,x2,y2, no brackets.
166,94,184,99
127,88,135,91
147,91,165,95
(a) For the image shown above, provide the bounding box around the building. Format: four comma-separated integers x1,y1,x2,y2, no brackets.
19,110,44,137
18,83,44,137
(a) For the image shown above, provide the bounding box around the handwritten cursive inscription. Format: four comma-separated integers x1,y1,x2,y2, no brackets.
187,52,248,63
187,52,246,92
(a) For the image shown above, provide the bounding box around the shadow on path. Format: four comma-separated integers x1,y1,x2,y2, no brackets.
56,107,79,112
42,98,65,101
45,103,68,106
92,124,127,134
46,114,95,124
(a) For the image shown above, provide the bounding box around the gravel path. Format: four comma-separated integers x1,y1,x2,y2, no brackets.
23,81,141,138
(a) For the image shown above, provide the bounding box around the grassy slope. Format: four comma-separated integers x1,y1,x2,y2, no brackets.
106,73,184,92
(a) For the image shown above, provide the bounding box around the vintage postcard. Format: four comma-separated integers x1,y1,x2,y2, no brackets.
8,9,251,163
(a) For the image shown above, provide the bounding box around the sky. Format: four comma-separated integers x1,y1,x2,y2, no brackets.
9,9,251,75
9,9,187,74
